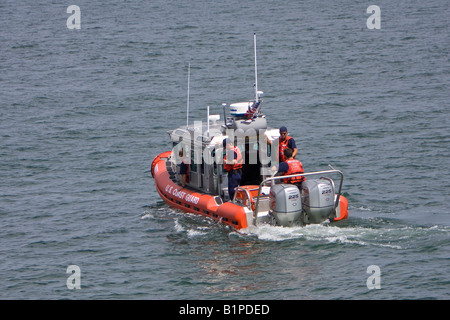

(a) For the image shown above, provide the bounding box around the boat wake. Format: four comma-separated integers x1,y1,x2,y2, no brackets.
173,218,209,238
234,223,402,249
143,204,449,251
234,218,450,251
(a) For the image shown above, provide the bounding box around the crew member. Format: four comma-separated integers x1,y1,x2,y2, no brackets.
223,139,243,200
278,126,298,163
178,149,189,187
277,148,305,186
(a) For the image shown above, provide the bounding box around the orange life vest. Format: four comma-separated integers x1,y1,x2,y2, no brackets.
224,146,243,172
284,159,304,184
279,136,292,163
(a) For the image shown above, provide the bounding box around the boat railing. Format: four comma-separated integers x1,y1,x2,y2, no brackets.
253,165,344,226
233,186,254,211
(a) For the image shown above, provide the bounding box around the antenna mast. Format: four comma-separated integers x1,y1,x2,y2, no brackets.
254,33,258,101
186,63,191,127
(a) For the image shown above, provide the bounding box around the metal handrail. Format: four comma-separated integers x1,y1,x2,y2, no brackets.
253,165,344,226
233,186,254,210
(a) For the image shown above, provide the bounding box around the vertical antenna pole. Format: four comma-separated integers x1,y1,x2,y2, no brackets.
186,63,191,127
207,105,210,134
254,33,258,101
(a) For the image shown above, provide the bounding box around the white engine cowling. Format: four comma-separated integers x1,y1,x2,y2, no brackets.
269,184,302,226
301,178,335,223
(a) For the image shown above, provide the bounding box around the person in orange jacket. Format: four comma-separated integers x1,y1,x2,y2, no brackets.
223,139,243,200
278,126,298,163
276,148,305,186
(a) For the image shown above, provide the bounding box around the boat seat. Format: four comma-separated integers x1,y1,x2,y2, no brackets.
234,185,269,211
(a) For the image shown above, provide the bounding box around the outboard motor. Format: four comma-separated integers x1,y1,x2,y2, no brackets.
269,184,302,227
301,178,335,223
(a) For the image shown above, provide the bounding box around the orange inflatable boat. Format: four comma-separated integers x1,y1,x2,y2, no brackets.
151,149,348,230
150,34,348,230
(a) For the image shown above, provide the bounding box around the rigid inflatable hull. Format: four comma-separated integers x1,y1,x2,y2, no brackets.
151,152,349,229
151,152,249,229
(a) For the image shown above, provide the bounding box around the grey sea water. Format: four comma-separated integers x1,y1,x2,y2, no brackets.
0,0,449,300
